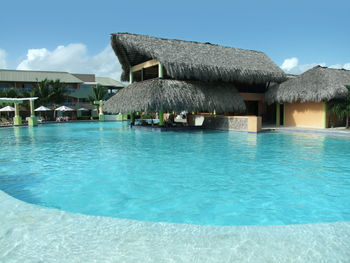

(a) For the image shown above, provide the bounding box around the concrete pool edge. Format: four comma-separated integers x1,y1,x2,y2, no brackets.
1,190,349,262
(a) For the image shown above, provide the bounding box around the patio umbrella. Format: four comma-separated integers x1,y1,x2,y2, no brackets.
77,107,89,111
55,106,74,112
0,106,15,112
55,105,74,119
34,106,52,111
0,106,15,119
35,105,52,119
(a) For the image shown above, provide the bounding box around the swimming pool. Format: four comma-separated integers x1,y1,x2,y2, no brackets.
0,122,349,226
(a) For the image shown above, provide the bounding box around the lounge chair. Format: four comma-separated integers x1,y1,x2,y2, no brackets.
0,118,12,126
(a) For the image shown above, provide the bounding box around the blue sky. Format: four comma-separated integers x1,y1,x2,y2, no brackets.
0,0,349,79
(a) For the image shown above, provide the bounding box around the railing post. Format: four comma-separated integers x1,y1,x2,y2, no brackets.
13,103,22,126
28,99,37,126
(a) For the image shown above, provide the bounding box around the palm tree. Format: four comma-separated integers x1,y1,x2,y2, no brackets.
328,85,350,128
88,85,108,113
32,79,51,106
88,85,108,103
49,79,68,105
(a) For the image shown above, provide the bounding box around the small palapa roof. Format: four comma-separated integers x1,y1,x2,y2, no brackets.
103,78,246,114
111,33,286,84
265,66,350,104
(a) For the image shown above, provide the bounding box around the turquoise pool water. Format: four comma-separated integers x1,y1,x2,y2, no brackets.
0,122,349,226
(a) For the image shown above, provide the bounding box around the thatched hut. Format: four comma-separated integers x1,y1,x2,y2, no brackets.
105,33,286,130
111,33,286,84
104,78,246,114
265,66,350,128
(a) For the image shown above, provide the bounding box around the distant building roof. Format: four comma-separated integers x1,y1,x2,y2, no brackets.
96,77,125,88
0,69,83,84
69,85,93,99
72,73,95,82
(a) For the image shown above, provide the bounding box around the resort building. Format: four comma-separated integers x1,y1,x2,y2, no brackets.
0,69,125,113
104,33,287,131
0,69,83,94
265,66,350,128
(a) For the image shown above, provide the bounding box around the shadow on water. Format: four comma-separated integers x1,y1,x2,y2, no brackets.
0,173,43,206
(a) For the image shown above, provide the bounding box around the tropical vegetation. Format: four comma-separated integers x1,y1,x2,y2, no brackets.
0,78,67,107
88,85,108,111
328,85,350,128
31,79,68,106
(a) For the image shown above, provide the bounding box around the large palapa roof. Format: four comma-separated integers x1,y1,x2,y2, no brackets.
104,78,246,114
111,33,286,84
265,66,350,104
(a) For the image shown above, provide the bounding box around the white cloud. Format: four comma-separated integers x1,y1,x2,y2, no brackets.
281,57,298,71
17,44,122,80
0,49,7,69
329,64,343,69
342,63,350,70
280,57,326,74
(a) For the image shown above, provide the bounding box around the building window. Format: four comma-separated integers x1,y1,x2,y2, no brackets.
0,83,11,90
66,85,74,93
22,84,33,92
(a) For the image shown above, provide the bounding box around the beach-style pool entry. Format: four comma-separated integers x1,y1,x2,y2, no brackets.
0,122,349,226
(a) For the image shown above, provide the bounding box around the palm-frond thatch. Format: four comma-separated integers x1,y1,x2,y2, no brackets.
111,33,286,84
265,66,350,104
103,78,246,114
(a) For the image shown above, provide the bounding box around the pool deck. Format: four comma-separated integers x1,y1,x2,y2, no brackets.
263,125,350,136
0,190,349,262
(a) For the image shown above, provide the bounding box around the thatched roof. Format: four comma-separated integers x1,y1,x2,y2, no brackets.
265,66,350,104
103,78,246,114
111,33,286,84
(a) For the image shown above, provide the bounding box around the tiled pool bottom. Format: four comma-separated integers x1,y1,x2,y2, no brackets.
1,191,349,263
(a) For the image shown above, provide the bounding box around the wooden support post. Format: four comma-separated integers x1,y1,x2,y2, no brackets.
158,110,164,126
130,112,135,125
158,63,163,78
129,68,134,84
276,103,280,126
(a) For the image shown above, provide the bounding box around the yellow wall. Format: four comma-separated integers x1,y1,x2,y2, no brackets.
285,101,327,128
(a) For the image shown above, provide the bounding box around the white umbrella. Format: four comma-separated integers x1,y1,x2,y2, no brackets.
55,106,74,112
77,107,89,111
34,106,52,111
0,106,15,112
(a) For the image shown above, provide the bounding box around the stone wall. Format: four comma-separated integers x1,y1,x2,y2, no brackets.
202,115,262,132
